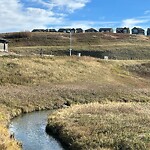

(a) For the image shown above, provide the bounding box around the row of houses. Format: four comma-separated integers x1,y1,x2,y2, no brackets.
32,27,150,35
32,28,83,33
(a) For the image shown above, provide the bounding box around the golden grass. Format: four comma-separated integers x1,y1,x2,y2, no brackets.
0,125,21,150
47,102,150,150
0,56,149,149
0,105,21,150
0,32,149,149
0,56,149,85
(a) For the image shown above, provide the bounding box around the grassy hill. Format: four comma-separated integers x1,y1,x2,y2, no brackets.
1,32,150,59
0,56,149,149
0,31,149,149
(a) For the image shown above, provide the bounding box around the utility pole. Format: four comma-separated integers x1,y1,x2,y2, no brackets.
69,31,72,56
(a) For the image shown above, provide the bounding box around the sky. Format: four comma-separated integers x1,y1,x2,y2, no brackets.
1,0,150,33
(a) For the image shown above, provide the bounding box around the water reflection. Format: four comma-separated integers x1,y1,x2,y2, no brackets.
9,111,64,150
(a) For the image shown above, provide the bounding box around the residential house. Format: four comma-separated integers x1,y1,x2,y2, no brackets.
85,28,98,33
70,28,76,33
131,27,145,35
99,28,113,33
58,28,75,33
48,29,57,32
32,29,46,32
65,28,76,33
58,28,67,33
116,27,130,34
65,28,72,33
147,28,150,36
76,28,83,33
0,39,8,52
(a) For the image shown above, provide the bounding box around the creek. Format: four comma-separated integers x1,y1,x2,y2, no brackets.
9,110,64,150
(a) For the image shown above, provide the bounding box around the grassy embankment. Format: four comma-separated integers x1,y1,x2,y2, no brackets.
1,32,150,59
0,32,149,149
46,102,150,150
0,56,149,149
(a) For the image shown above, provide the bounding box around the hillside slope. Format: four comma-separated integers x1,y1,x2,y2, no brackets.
0,56,149,149
0,31,149,149
1,32,150,59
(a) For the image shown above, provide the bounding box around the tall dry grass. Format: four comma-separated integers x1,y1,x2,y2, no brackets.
0,56,149,149
47,102,150,150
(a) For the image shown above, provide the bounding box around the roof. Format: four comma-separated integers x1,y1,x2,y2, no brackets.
85,28,98,32
47,29,57,32
132,27,144,31
116,27,129,29
99,28,113,32
99,28,113,30
76,28,83,30
32,29,45,32
58,28,68,32
0,38,8,43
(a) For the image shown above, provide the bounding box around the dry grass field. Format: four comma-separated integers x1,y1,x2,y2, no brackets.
47,102,150,150
0,32,149,149
1,32,150,59
0,56,149,149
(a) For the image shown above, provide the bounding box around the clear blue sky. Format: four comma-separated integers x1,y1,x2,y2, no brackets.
0,0,150,32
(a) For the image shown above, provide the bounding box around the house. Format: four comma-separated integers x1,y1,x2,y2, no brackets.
65,28,76,33
0,39,8,52
99,28,113,33
70,28,76,33
131,27,145,35
85,28,98,33
32,29,46,32
65,28,72,33
58,28,75,33
58,28,66,33
116,27,130,34
47,29,57,32
76,28,83,33
147,28,150,36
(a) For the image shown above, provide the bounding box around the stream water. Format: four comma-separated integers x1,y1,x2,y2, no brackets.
9,110,64,150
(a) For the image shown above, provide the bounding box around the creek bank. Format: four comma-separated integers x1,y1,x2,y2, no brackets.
46,124,73,150
1,102,68,150
46,102,150,150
